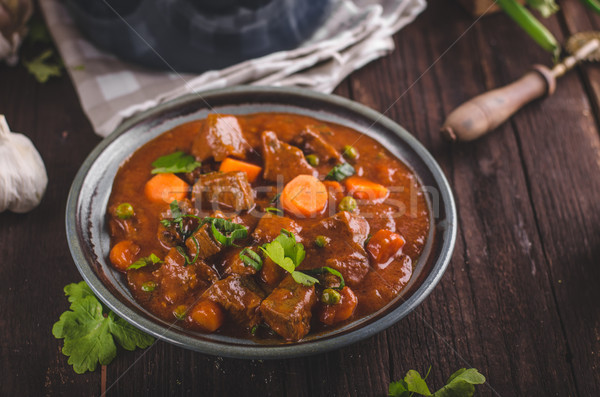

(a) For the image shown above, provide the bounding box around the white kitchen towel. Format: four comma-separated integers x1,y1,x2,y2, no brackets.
40,0,426,137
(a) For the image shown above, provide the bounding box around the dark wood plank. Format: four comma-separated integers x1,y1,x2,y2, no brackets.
493,1,600,395
348,1,582,395
0,64,102,395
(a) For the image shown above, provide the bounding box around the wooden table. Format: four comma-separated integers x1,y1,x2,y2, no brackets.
1,0,599,395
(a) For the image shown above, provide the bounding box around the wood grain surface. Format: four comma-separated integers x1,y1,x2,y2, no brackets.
0,0,599,395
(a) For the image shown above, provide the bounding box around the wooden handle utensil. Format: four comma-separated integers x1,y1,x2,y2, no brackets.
441,34,600,142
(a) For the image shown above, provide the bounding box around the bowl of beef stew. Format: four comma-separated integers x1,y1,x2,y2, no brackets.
66,86,456,358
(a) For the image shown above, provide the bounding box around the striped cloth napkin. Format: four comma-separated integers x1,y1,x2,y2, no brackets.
40,0,426,137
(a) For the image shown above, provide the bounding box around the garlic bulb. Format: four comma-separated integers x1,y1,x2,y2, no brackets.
0,115,48,213
0,0,32,65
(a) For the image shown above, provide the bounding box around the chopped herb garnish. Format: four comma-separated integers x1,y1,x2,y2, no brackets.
265,207,283,215
128,253,162,270
260,229,320,287
326,162,355,181
141,281,157,292
270,193,282,204
202,217,248,247
176,235,200,266
250,325,258,335
388,367,485,397
240,247,263,271
161,200,202,240
52,281,154,374
303,266,345,290
151,151,201,175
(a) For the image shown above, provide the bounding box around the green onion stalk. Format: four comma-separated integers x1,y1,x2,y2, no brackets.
496,0,560,59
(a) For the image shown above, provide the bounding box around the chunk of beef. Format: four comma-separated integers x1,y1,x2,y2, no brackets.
292,125,341,162
191,114,249,161
222,247,259,277
186,223,221,260
259,256,287,290
152,248,216,304
259,275,317,341
302,211,370,286
192,171,254,211
261,130,317,183
251,214,302,244
202,275,265,327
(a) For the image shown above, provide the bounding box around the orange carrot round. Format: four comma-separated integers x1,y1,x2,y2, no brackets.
281,174,328,217
318,287,358,325
367,229,405,265
188,300,225,332
109,240,140,271
144,173,189,203
345,176,389,200
219,158,262,183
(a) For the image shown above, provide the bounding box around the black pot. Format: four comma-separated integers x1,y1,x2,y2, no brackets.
64,0,332,73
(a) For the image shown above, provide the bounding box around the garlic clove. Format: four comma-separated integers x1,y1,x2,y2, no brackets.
0,115,48,213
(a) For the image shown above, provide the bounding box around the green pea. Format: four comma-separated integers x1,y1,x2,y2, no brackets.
305,154,320,167
173,305,188,320
141,281,156,292
321,288,341,305
115,202,134,219
338,196,357,212
314,235,329,248
343,145,358,160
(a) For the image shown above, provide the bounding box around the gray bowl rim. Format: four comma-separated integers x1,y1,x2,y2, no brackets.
66,85,457,359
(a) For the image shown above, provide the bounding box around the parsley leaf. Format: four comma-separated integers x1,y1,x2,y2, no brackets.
388,367,485,397
53,282,154,374
23,49,62,83
261,230,320,286
128,253,162,270
405,370,432,395
326,162,355,181
435,369,486,397
151,151,201,174
291,271,320,286
64,281,95,303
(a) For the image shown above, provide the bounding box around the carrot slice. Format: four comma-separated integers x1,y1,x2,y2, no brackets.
367,229,405,265
219,157,262,182
345,176,389,200
189,300,225,332
144,173,189,203
318,287,358,325
281,174,328,217
109,240,140,271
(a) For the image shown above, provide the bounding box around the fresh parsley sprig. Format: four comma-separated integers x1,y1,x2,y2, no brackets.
151,151,201,174
260,229,319,286
389,367,485,397
52,282,154,374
